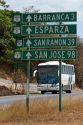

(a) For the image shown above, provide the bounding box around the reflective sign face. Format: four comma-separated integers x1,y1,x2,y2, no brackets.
14,49,77,60
13,24,77,36
13,12,77,23
15,37,77,49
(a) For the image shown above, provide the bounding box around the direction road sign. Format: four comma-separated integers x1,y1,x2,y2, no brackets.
13,12,77,23
13,24,77,36
14,49,77,60
16,37,77,49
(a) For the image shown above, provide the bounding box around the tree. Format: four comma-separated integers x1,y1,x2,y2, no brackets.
0,0,9,9
0,9,15,64
75,37,83,88
23,5,40,13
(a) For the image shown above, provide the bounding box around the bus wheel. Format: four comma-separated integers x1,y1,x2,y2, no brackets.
66,90,71,93
41,91,45,94
52,91,57,94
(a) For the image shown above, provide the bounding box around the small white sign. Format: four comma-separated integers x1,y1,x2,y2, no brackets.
14,15,21,22
14,52,21,59
17,40,22,47
14,27,20,34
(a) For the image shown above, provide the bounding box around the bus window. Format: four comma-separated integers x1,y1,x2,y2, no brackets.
38,67,47,84
47,67,58,84
37,66,58,84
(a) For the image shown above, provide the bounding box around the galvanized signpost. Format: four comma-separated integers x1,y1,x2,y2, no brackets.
26,21,30,112
13,11,77,112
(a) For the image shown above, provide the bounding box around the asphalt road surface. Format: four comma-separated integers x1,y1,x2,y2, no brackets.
0,91,83,106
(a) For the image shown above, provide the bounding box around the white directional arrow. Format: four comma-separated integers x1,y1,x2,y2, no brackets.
26,39,32,47
26,52,32,59
26,27,32,34
26,15,32,22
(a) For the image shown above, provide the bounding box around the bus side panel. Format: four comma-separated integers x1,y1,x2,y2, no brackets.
62,74,69,85
62,74,75,91
63,84,72,91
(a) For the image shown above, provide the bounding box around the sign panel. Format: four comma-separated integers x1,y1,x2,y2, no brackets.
13,12,77,23
14,49,76,60
16,37,77,49
13,24,77,36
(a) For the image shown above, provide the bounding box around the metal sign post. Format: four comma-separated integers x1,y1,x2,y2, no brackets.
26,23,30,113
59,22,62,112
59,59,62,112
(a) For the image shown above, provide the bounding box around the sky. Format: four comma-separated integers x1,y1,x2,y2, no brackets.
4,0,83,38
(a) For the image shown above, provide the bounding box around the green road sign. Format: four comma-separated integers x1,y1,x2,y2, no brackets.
13,12,77,23
13,24,77,36
14,49,76,60
16,37,77,49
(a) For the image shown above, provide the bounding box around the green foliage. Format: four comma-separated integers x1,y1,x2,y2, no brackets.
0,0,6,6
0,0,9,8
75,38,83,88
0,9,15,64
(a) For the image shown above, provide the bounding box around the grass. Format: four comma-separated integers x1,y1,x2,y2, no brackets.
0,96,83,125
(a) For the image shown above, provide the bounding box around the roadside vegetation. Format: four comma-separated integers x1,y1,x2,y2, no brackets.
0,96,83,125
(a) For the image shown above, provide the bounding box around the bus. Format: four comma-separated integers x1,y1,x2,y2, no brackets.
34,61,75,94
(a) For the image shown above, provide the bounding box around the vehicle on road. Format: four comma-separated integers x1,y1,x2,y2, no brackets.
34,61,75,94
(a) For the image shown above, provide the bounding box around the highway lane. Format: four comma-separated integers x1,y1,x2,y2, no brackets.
0,91,83,106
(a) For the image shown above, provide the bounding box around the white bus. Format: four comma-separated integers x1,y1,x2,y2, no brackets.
34,61,75,94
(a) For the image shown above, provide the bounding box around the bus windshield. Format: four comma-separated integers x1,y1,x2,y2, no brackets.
37,66,58,84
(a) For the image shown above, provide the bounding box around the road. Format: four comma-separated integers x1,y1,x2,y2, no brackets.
0,91,83,106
